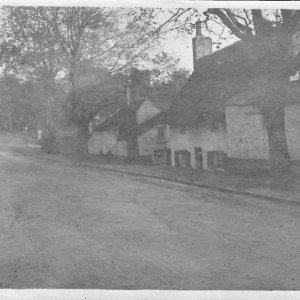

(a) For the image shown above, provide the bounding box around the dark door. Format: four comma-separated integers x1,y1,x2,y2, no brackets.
207,151,216,170
179,150,191,168
166,148,172,166
153,149,163,164
185,151,192,168
194,147,203,169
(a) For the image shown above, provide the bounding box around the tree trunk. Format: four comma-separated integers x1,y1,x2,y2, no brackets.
266,105,290,175
76,124,90,159
127,134,139,157
124,109,139,158
69,55,89,158
263,76,291,174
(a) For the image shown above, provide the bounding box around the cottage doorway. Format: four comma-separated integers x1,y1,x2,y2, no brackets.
207,151,227,170
153,148,171,166
194,147,203,169
165,148,172,166
175,150,191,168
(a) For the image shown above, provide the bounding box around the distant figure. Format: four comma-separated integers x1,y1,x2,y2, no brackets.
37,129,42,144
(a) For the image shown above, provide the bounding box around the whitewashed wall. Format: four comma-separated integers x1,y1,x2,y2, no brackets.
88,130,127,156
168,126,227,169
138,124,170,156
138,127,158,156
285,103,300,161
225,105,269,160
88,100,162,157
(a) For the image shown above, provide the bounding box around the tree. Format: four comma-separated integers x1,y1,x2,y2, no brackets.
132,8,300,173
66,67,126,154
0,7,68,134
0,74,66,135
1,6,174,155
115,67,189,158
0,77,20,131
152,68,190,98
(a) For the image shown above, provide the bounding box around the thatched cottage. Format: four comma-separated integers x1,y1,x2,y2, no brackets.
88,92,171,160
151,23,300,173
88,22,300,173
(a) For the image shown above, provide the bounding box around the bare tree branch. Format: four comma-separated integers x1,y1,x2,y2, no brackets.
224,9,253,34
208,8,250,40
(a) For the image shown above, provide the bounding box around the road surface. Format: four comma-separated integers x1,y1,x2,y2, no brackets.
0,133,299,289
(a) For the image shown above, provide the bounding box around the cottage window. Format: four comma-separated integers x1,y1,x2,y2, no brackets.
207,151,215,170
154,149,164,163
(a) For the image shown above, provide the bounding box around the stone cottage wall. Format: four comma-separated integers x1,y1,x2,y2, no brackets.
138,127,158,156
226,105,269,159
138,124,170,157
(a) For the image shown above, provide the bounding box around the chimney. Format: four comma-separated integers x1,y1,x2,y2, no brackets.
192,21,212,69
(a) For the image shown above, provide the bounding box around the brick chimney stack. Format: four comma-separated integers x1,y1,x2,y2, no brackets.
192,21,212,69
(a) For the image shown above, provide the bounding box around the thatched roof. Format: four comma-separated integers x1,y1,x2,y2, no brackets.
92,97,170,135
92,108,128,132
225,77,300,106
166,34,297,127
94,34,300,135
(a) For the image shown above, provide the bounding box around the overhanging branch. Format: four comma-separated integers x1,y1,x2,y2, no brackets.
207,8,250,40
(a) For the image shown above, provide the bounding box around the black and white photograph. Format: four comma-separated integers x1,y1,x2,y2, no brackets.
0,1,299,299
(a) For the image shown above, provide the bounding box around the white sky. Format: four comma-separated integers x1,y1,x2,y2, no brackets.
162,36,193,71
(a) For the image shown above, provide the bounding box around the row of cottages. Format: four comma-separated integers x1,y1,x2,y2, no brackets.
88,74,171,161
88,22,300,174
143,23,300,173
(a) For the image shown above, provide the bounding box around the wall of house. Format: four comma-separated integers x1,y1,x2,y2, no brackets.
88,130,128,156
167,126,227,169
136,100,161,125
225,105,269,160
285,103,300,161
138,124,170,156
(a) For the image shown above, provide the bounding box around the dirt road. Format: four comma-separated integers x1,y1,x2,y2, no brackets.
0,133,299,289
